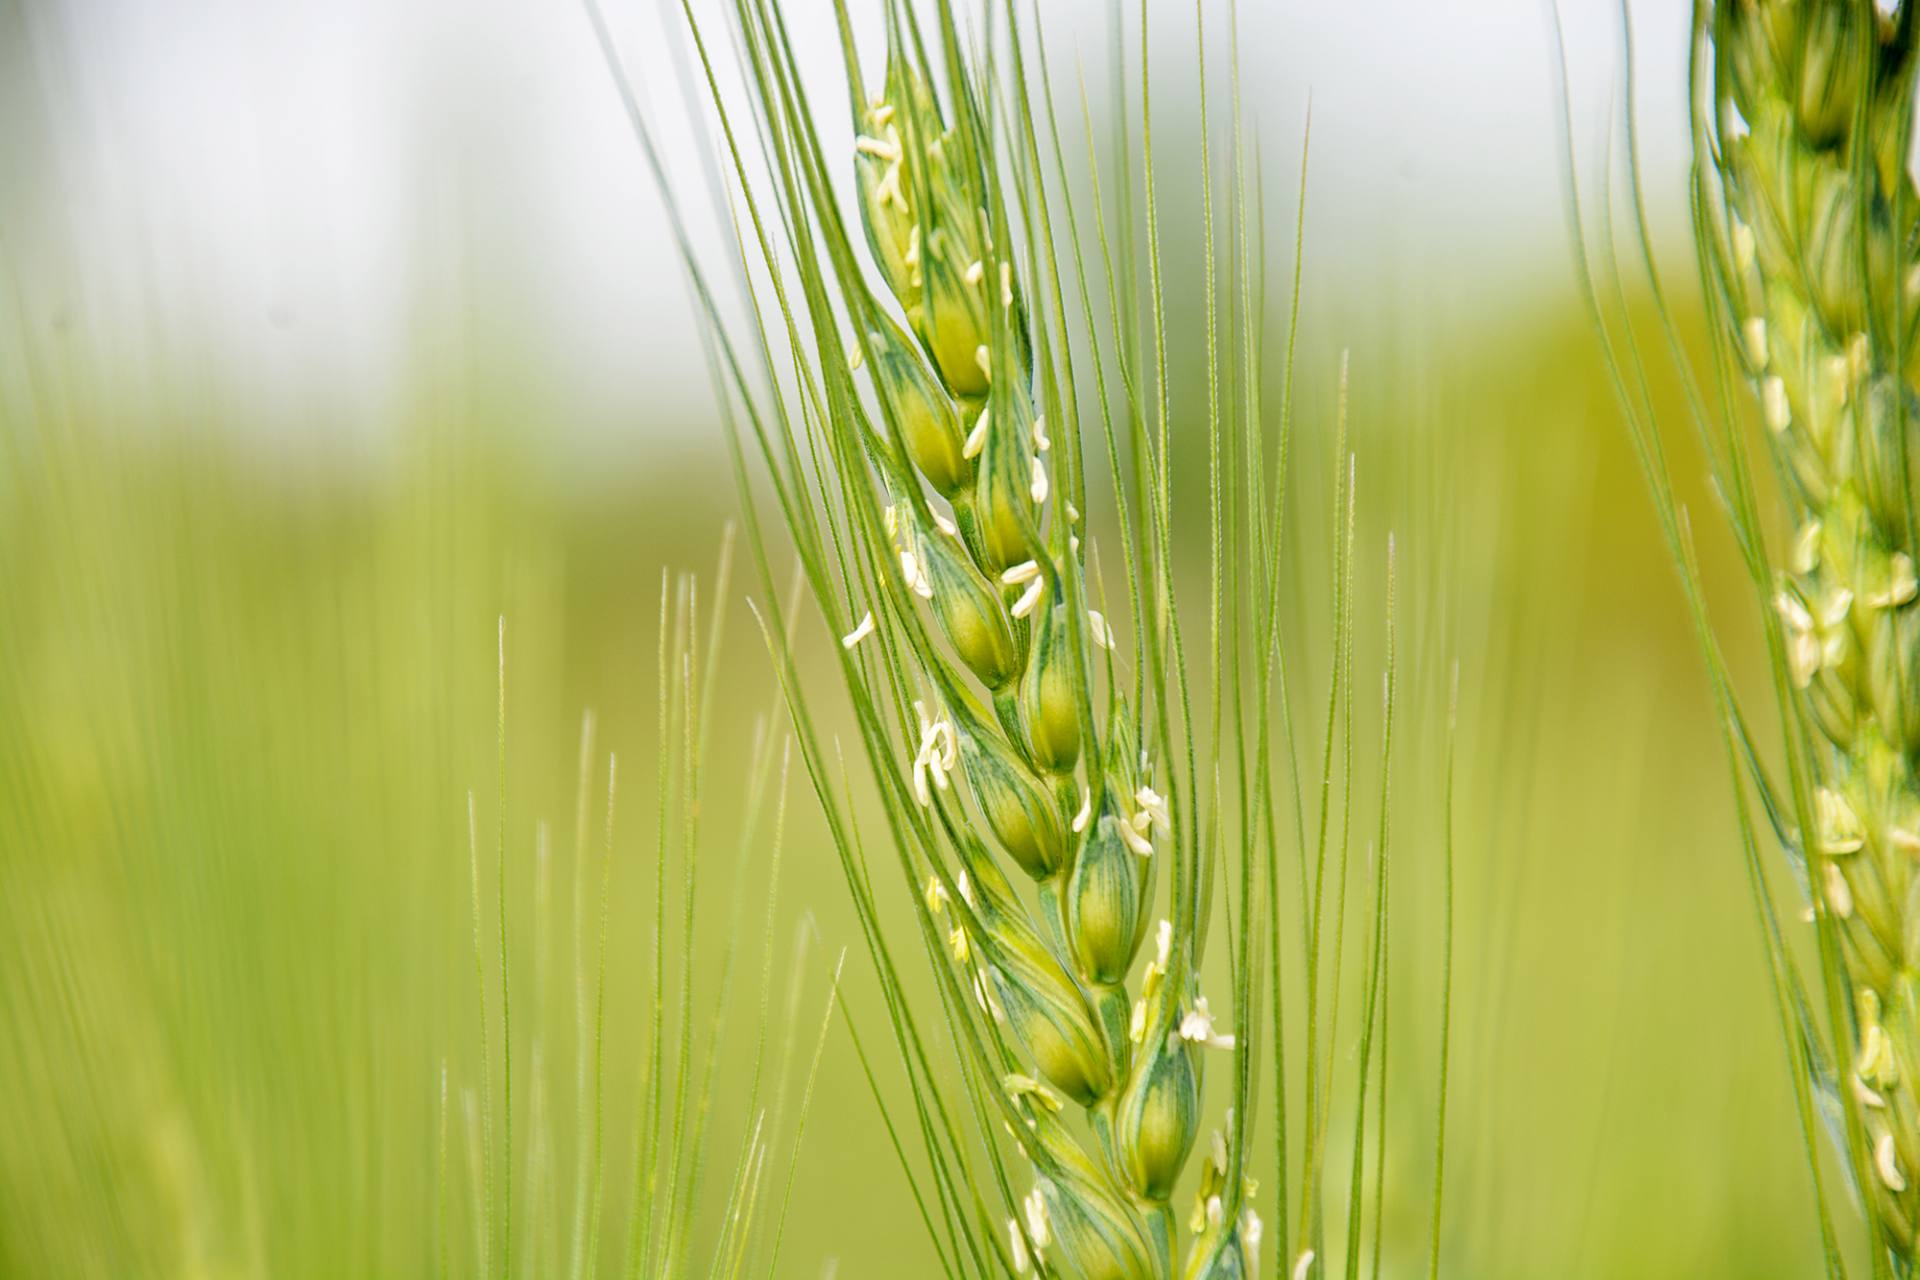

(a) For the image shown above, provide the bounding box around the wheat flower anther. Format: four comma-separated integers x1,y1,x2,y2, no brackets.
1179,996,1236,1050
1086,609,1116,650
1879,1134,1908,1193
1009,576,1045,620
1791,520,1823,575
1763,376,1791,432
898,548,933,600
963,408,989,459
1816,787,1866,855
1823,861,1854,918
1023,1187,1050,1257
841,610,876,649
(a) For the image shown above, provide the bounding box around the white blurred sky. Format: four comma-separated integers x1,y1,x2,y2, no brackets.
1,0,1689,451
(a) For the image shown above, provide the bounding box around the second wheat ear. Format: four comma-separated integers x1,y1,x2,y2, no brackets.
1704,0,1920,1261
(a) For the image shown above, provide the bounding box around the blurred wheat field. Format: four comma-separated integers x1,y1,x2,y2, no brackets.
0,270,1844,1276
0,0,1850,1267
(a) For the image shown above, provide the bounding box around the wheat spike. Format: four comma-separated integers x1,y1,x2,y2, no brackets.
1704,0,1920,1255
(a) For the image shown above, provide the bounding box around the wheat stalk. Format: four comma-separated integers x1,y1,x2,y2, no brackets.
824,11,1241,1273
434,548,844,1279
606,0,1460,1273
1573,0,1920,1267
1692,0,1920,1258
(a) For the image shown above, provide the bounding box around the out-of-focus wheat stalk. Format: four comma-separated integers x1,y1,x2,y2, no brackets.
1565,0,1920,1270
444,547,844,1280
1701,1,1920,1261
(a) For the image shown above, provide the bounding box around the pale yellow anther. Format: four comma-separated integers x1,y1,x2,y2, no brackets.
898,548,934,600
1743,316,1768,367
1029,456,1050,504
1003,1073,1063,1113
973,970,1005,1022
910,701,958,806
964,407,990,459
1071,783,1092,833
1820,353,1851,408
1087,609,1117,650
1817,787,1866,855
1732,220,1755,273
1118,818,1154,857
1773,589,1826,688
1859,990,1899,1087
963,259,985,287
1010,575,1045,620
1790,521,1822,575
1001,559,1041,586
1763,376,1791,433
1869,554,1918,610
1824,860,1853,918
874,163,906,211
1878,1133,1908,1193
1179,995,1236,1050
1849,332,1872,381
1023,1187,1051,1253
1135,784,1172,834
841,610,877,650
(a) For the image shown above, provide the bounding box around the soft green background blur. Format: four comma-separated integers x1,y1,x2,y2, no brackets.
0,0,1840,1276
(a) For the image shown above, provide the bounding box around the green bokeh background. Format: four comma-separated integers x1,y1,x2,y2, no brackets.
0,3,1844,1276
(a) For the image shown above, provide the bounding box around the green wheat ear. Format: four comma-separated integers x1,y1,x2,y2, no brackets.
1566,0,1920,1270
1708,1,1920,1259
603,0,1461,1274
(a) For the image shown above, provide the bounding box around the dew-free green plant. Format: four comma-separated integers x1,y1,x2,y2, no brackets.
444,561,841,1280
602,0,1460,1275
1566,0,1920,1271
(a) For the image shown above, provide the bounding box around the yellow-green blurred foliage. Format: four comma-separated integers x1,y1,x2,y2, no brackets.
0,270,1846,1280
